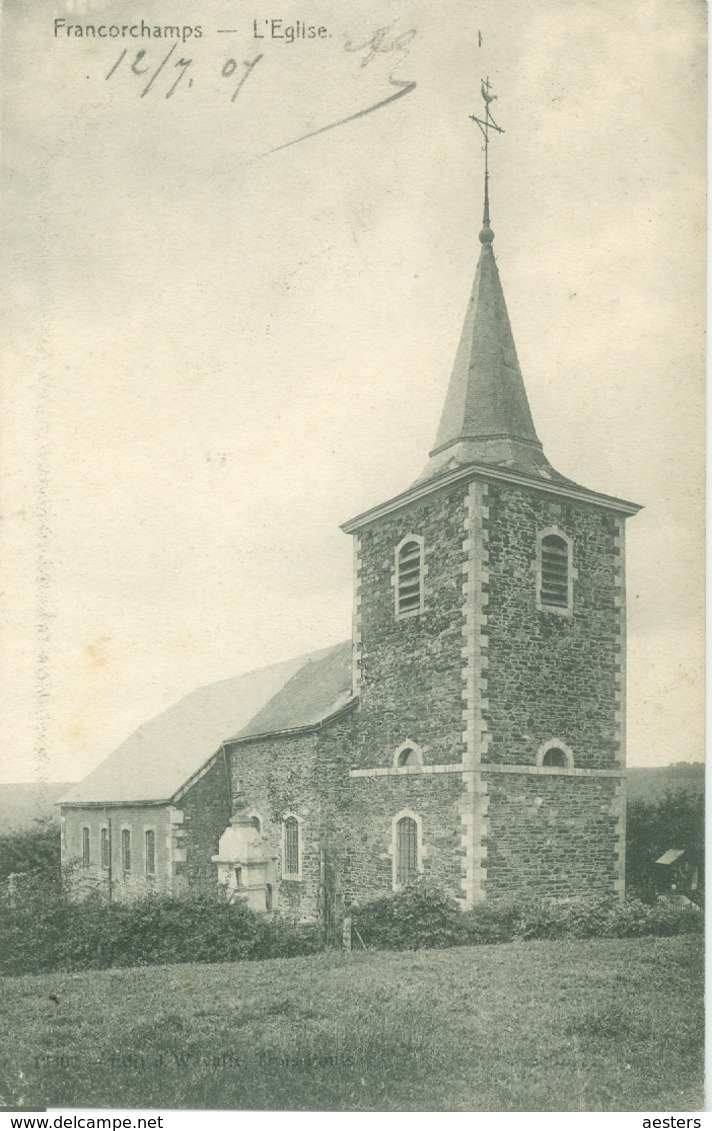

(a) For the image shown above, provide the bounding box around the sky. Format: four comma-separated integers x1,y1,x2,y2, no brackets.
0,0,706,783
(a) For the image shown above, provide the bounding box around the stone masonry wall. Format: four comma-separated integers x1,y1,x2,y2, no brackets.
350,482,476,903
483,485,623,770
178,756,232,896
227,713,356,921
483,772,621,898
352,474,627,904
346,772,464,903
355,482,470,770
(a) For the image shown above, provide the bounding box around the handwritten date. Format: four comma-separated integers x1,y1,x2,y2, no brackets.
102,24,417,157
106,43,263,101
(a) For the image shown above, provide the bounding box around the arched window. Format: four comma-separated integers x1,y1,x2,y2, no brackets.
537,530,574,614
100,827,110,870
540,535,569,608
82,827,90,867
145,829,156,877
395,536,424,617
394,814,420,888
536,740,575,769
121,828,131,874
249,814,262,833
542,747,567,767
393,740,424,769
282,815,301,879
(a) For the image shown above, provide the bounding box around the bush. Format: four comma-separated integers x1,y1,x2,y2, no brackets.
465,895,702,945
2,877,701,977
352,883,467,950
460,898,527,944
0,883,320,976
0,819,61,889
600,898,702,939
352,885,703,954
626,789,704,898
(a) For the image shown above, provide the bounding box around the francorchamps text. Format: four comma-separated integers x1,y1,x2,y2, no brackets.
54,19,202,40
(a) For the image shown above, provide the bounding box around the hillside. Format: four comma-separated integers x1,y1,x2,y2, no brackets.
627,762,704,804
0,782,74,833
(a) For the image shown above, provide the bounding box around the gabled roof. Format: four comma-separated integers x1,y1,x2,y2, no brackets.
231,640,354,742
59,646,345,807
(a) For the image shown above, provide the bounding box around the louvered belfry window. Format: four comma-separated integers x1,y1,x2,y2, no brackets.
540,534,570,609
397,539,423,616
396,816,419,886
284,817,299,877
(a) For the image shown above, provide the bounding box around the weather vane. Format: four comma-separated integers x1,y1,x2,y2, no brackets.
469,77,504,227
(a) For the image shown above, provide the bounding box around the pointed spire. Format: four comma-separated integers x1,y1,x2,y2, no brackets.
416,83,556,485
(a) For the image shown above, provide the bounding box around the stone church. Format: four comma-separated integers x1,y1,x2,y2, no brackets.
60,139,640,918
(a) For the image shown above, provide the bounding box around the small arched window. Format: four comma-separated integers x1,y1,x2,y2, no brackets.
250,814,261,833
396,536,424,617
395,815,419,887
536,740,575,769
393,741,424,769
100,827,110,870
398,747,418,767
542,747,567,767
82,827,90,867
283,816,301,879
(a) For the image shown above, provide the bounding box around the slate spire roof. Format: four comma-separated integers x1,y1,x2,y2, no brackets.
417,151,562,486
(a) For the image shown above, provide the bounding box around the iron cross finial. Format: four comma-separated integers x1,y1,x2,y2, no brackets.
469,77,504,228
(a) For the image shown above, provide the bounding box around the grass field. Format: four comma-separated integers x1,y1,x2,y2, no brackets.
0,935,703,1111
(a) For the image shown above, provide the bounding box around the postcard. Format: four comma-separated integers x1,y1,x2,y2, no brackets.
0,0,705,1115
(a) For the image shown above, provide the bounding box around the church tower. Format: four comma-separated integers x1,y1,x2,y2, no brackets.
342,85,640,906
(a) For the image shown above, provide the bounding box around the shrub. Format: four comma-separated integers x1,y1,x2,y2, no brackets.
0,819,61,889
601,897,702,939
515,896,614,941
353,887,703,953
263,915,321,959
0,873,68,973
462,895,703,945
626,789,704,898
460,898,526,944
0,883,321,977
1,878,701,977
352,883,467,950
